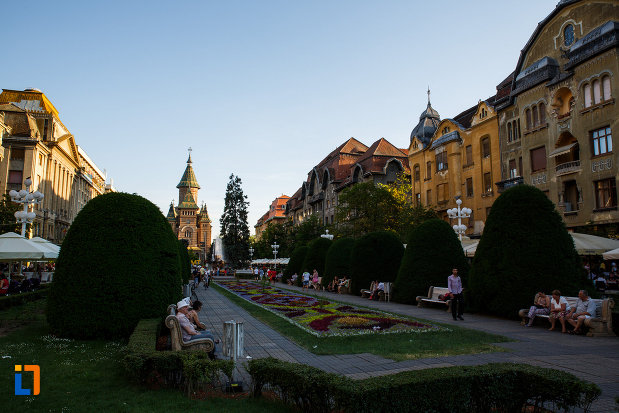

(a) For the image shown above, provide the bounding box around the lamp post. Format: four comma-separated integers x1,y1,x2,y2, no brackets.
320,229,334,240
248,247,254,270
9,177,44,238
447,198,471,241
271,242,279,269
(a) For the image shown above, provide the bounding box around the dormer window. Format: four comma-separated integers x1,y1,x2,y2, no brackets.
442,127,450,134
564,24,574,47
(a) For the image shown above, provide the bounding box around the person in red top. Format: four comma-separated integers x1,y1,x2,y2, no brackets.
268,269,276,284
0,275,8,296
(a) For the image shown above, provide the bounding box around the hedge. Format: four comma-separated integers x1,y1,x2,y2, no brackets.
350,231,404,294
301,237,332,276
285,246,309,286
322,237,354,288
394,219,469,304
178,240,191,285
123,318,234,396
47,192,183,340
248,358,600,413
0,285,50,310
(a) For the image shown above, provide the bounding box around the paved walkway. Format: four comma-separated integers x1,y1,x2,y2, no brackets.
195,278,618,412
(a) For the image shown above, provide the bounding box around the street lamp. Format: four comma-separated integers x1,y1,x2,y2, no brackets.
271,242,279,269
9,177,44,238
447,198,471,241
248,247,254,269
321,229,334,240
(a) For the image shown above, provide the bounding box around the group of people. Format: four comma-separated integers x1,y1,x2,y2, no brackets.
0,274,40,296
253,267,280,284
175,297,220,358
192,266,212,289
526,289,596,334
326,275,350,293
586,260,618,291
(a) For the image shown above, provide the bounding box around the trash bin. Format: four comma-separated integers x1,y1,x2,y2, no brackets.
182,284,191,298
222,320,244,361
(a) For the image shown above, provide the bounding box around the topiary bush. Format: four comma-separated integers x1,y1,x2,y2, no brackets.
301,237,332,277
350,231,404,294
285,246,309,286
178,240,191,285
323,237,355,288
394,219,469,304
47,192,183,340
468,185,587,318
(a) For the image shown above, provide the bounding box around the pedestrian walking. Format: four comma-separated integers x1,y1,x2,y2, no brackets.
448,268,464,321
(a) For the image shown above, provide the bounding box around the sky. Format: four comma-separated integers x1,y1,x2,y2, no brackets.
2,0,557,237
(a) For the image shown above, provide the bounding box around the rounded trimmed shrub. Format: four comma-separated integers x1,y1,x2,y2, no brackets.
47,192,183,339
468,185,587,318
323,237,355,288
350,231,404,295
286,246,309,286
301,237,332,277
393,219,469,304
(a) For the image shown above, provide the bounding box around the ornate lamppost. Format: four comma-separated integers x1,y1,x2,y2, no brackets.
9,177,44,238
271,241,279,270
248,247,254,270
447,198,471,241
320,229,334,240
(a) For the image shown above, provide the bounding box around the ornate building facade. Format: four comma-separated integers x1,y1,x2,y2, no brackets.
167,153,212,261
0,88,110,243
255,195,290,239
496,0,619,236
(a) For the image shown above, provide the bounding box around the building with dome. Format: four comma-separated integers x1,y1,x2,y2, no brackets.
408,89,503,237
167,152,212,262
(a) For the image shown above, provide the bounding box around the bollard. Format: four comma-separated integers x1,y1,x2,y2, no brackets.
182,284,191,298
222,320,244,361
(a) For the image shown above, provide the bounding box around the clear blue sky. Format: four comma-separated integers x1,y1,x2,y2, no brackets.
2,0,556,237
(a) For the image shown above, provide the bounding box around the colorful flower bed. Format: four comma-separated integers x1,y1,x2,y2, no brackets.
216,281,444,337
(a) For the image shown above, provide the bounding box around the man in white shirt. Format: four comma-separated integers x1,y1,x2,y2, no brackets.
448,268,464,321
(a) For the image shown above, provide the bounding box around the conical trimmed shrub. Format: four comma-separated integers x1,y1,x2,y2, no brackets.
468,185,587,318
47,193,182,339
394,219,469,304
323,237,355,288
285,246,309,286
302,237,332,276
350,231,404,294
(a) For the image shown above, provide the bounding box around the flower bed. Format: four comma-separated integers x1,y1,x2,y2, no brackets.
216,281,444,337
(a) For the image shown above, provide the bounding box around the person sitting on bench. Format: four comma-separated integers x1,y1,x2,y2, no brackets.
176,300,219,358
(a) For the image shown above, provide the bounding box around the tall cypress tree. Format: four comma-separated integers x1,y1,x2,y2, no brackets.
220,174,250,268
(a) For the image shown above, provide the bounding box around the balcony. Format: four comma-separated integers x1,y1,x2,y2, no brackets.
555,160,581,176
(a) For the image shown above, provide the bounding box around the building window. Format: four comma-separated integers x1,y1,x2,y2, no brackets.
530,146,547,172
465,178,473,197
442,126,450,134
426,189,432,204
509,159,517,178
413,164,420,182
8,170,23,184
415,193,421,205
525,108,532,130
594,178,617,209
185,230,192,238
564,24,574,47
583,83,592,108
10,148,25,160
436,151,448,172
481,137,490,158
465,145,473,166
483,172,492,194
507,123,513,142
437,183,449,203
602,76,611,101
593,79,601,105
539,103,546,124
426,161,432,179
532,106,539,126
583,76,612,109
591,127,612,156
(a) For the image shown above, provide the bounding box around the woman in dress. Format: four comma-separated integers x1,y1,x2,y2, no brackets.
187,300,206,330
548,289,571,333
525,292,550,327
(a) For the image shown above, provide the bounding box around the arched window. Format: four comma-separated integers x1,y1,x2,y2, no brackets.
532,106,539,126
538,102,546,124
602,76,611,101
507,123,513,142
413,164,420,182
593,79,601,104
583,84,592,108
426,161,432,179
525,108,532,130
481,137,491,158
185,230,192,238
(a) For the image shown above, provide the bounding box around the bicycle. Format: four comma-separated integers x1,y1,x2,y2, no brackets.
190,280,198,301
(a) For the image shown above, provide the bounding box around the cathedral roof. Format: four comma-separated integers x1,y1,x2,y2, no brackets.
410,101,441,147
199,203,211,222
176,154,201,189
178,191,199,209
166,202,177,220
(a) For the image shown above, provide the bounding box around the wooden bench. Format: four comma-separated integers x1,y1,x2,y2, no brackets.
165,305,215,352
378,282,393,302
338,279,351,295
360,281,376,298
416,286,452,312
518,295,615,337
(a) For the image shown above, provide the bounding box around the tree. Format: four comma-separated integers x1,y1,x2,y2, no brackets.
0,194,21,233
394,219,469,304
323,237,355,288
220,174,250,268
335,182,396,238
301,237,332,276
292,214,325,247
350,231,404,294
285,245,309,284
46,193,182,340
468,185,587,319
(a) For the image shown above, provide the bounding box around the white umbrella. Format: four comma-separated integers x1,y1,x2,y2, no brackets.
570,233,619,255
0,232,49,260
602,247,619,260
30,237,60,259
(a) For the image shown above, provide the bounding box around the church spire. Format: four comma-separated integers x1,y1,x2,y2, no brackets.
177,148,200,189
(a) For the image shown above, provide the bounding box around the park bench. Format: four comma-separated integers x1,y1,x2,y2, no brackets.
518,294,615,337
360,281,376,298
416,286,452,312
165,304,215,352
338,279,351,294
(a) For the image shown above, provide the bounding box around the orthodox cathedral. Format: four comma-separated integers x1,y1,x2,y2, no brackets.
167,151,212,261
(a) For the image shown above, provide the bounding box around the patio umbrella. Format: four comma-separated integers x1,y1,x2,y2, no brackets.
0,232,49,260
29,237,60,259
570,233,619,255
602,247,619,260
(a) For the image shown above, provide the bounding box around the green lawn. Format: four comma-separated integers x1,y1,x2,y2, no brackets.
0,299,291,412
212,283,510,361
